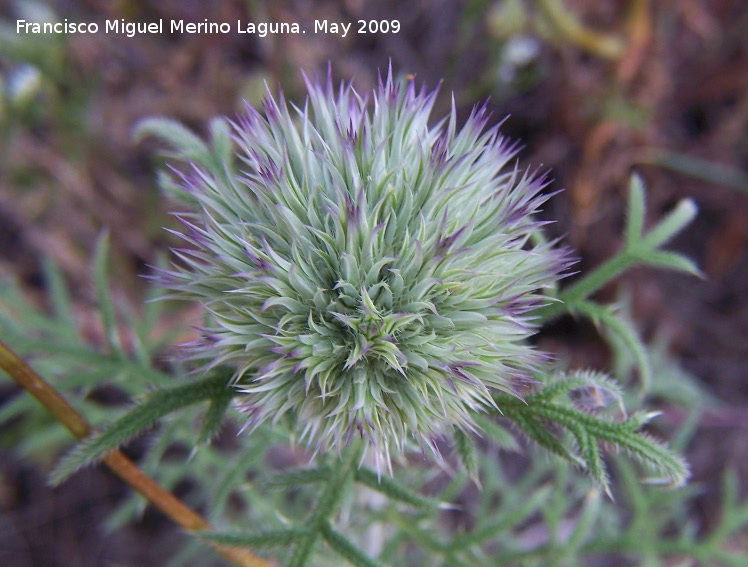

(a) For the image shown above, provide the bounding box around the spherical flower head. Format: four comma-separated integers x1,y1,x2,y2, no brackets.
160,69,570,471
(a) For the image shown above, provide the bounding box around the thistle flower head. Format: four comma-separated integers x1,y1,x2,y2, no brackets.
159,69,569,470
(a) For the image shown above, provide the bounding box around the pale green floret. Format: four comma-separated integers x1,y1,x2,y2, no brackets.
160,71,568,470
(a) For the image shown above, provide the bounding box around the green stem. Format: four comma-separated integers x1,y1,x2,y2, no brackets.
539,249,638,321
288,444,361,567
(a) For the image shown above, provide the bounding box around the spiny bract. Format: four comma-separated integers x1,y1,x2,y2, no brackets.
160,69,570,471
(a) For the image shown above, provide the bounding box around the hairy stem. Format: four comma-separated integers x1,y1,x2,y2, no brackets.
288,444,361,567
0,339,273,567
538,249,635,322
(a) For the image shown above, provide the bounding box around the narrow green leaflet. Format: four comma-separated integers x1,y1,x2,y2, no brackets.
93,232,124,358
355,467,442,512
497,383,689,491
198,527,307,549
542,174,701,322
321,521,386,567
570,300,652,393
49,373,231,485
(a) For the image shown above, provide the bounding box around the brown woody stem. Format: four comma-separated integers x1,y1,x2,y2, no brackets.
0,339,274,567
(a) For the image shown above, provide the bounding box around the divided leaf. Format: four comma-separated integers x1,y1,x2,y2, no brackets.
49,373,232,485
496,373,689,492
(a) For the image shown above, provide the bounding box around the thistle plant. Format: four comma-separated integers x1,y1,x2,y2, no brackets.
151,69,570,470
5,68,735,567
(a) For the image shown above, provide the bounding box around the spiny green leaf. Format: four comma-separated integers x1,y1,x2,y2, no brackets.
498,392,689,489
49,373,231,486
567,421,608,489
502,404,581,465
596,425,689,488
531,369,623,409
198,527,306,549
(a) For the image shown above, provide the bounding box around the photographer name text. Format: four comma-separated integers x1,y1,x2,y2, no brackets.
16,18,401,38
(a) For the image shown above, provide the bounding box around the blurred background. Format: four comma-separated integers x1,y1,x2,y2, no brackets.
0,0,746,565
